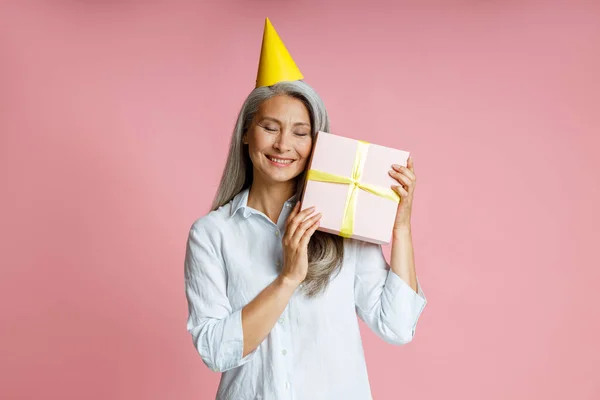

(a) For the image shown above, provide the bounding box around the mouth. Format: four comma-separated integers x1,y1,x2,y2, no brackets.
265,154,296,167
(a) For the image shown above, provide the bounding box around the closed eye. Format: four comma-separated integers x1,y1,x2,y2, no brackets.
258,123,278,132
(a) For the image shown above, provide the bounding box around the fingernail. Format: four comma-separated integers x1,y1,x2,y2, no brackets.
392,164,400,169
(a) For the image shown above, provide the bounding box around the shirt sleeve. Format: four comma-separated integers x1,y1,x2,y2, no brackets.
184,223,259,372
353,239,427,345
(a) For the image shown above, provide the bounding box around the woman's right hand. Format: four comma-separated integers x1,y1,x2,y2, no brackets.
280,202,322,287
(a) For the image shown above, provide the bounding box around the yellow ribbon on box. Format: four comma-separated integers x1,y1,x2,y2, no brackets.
306,140,401,238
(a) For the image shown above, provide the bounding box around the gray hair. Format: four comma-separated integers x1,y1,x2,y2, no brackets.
211,80,344,297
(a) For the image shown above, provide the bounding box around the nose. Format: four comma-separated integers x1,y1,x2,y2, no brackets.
273,131,292,152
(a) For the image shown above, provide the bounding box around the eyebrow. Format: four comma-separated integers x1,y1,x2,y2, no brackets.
260,116,310,127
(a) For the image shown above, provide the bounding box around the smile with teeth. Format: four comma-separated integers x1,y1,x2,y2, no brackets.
266,155,295,165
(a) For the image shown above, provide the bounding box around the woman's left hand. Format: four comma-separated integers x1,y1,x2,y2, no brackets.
389,156,416,232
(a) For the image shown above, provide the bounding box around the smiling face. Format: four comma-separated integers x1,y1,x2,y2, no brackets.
243,95,313,187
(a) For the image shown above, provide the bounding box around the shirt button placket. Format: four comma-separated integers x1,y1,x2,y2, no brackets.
274,239,292,396
279,306,293,398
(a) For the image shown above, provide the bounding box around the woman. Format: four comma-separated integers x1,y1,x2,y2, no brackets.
184,19,426,400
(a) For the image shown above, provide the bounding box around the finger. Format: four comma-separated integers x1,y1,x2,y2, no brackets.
292,206,319,229
291,212,321,243
286,201,301,223
391,164,416,181
296,204,318,219
285,206,315,239
299,216,321,246
392,185,409,198
286,202,307,228
388,169,414,189
291,212,322,245
407,156,415,173
299,218,321,247
284,203,300,240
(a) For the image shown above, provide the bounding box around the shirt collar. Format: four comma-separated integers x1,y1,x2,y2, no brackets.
229,188,298,219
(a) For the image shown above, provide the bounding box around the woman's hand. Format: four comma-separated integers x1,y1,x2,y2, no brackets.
280,203,322,287
389,156,416,233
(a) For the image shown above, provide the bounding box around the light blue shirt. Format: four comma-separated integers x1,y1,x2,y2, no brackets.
184,188,427,400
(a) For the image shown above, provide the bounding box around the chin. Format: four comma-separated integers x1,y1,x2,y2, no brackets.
266,171,302,184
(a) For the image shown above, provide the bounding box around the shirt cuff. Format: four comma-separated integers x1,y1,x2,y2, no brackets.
232,308,260,364
384,270,427,331
208,308,259,372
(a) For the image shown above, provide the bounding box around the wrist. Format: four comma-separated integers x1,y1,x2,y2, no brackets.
392,225,412,238
276,274,302,292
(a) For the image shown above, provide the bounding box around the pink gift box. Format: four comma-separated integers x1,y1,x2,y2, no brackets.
299,131,410,245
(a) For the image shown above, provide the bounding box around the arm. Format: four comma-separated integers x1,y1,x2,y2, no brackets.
353,238,427,345
242,203,321,356
390,226,417,292
184,205,319,371
240,276,297,357
184,225,257,372
185,225,298,371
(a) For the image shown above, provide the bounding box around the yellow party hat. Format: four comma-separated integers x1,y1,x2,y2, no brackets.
256,18,304,88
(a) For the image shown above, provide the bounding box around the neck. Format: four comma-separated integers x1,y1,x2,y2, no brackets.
247,179,296,224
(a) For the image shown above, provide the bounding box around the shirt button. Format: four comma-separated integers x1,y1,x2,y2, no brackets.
275,230,280,236
278,318,284,324
282,349,288,356
285,382,290,389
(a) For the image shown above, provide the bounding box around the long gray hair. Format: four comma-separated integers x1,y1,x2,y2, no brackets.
211,80,344,297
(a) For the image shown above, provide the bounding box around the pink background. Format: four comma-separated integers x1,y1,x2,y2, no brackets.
1,1,599,399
